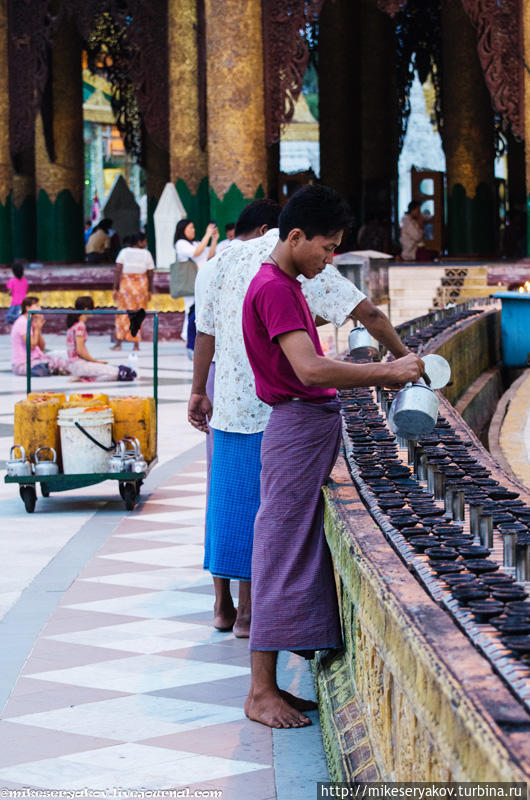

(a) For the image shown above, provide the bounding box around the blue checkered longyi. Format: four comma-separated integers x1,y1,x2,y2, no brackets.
203,428,263,581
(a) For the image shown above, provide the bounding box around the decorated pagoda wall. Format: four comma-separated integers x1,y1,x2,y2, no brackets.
0,0,526,262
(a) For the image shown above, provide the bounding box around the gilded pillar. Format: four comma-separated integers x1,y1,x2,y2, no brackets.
168,0,209,235
441,0,496,255
145,132,169,259
205,0,267,234
35,14,84,262
360,0,398,229
523,0,530,254
319,0,362,222
0,0,12,263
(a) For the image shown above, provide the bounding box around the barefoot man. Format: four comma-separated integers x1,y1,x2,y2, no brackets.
241,185,424,728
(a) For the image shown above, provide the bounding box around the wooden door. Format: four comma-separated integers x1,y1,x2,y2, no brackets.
411,168,445,253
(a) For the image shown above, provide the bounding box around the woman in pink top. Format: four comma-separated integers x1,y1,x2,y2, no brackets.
11,296,67,376
66,297,121,381
5,263,28,325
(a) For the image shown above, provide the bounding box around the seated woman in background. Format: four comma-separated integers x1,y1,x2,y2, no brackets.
66,297,123,382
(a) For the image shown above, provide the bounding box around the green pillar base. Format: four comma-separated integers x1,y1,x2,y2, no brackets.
447,182,496,256
12,196,36,261
176,177,210,239
36,189,84,262
0,193,12,264
209,183,265,239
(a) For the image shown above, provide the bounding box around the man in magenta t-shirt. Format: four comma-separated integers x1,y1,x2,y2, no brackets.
241,184,424,729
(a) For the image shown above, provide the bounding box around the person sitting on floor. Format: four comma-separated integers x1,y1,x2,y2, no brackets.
11,296,68,377
66,296,136,383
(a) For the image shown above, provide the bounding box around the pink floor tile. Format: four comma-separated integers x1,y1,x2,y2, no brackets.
96,537,178,556
21,642,138,674
2,685,130,718
42,610,145,635
0,721,117,767
142,719,273,765
112,518,181,534
137,503,203,515
77,558,168,578
186,768,275,800
58,582,153,605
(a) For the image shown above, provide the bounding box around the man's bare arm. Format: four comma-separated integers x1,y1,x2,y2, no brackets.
277,330,423,389
353,298,409,359
188,331,215,433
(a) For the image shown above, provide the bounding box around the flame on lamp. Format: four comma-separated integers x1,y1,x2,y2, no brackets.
518,281,530,293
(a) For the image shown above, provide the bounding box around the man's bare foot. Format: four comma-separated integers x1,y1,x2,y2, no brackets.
245,689,311,728
279,690,318,712
213,602,236,632
133,343,140,351
233,614,250,638
110,343,122,351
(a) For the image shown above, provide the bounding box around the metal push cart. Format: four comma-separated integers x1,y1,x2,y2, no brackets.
5,308,159,513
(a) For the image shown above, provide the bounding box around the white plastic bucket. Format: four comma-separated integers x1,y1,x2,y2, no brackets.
58,406,114,474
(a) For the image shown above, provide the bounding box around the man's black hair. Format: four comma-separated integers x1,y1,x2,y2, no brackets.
234,199,281,237
407,200,421,213
278,184,352,241
225,222,235,232
12,262,24,279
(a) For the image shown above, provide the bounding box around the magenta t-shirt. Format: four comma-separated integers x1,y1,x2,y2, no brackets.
242,262,337,406
6,276,28,305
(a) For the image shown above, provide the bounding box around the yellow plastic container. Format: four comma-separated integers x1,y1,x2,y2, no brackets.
60,400,107,410
110,396,157,462
14,397,62,463
28,391,66,405
69,392,109,405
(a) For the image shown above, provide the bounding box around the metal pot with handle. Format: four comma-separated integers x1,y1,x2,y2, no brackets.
34,447,59,476
7,445,32,476
348,326,379,358
124,437,147,474
109,441,127,473
388,354,451,440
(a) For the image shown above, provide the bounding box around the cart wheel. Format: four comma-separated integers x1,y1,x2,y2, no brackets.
19,485,37,513
119,482,126,500
41,484,50,497
135,480,143,496
122,483,136,511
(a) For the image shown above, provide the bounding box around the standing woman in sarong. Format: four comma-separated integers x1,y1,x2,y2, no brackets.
174,218,218,342
242,185,424,729
112,233,154,351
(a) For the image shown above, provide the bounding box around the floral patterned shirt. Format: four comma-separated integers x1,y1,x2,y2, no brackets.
196,228,366,434
66,320,86,361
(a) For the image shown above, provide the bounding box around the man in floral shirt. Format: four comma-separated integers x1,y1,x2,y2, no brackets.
189,198,410,637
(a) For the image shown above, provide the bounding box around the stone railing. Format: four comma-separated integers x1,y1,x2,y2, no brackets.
315,299,530,782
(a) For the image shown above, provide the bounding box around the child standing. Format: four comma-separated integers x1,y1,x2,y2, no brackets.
6,263,28,325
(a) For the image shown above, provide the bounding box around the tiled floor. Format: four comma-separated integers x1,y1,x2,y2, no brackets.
0,334,328,798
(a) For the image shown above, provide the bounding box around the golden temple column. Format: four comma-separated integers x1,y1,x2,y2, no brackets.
319,0,362,223
168,0,209,235
0,0,12,263
205,0,267,234
523,0,530,255
360,0,398,235
441,0,496,255
35,14,84,262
